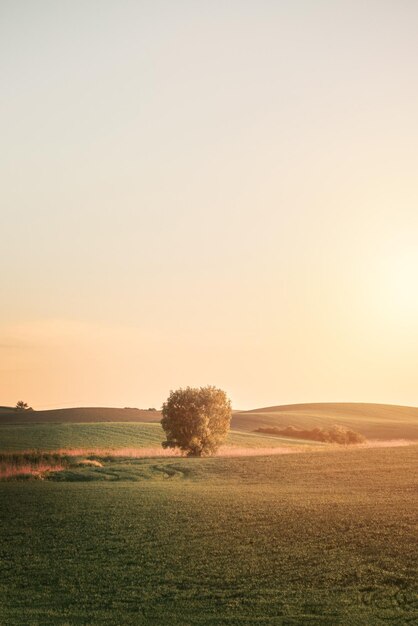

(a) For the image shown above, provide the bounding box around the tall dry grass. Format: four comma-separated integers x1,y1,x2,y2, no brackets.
0,448,183,479
0,452,66,479
24,446,299,459
0,446,299,478
3,440,413,480
52,446,184,458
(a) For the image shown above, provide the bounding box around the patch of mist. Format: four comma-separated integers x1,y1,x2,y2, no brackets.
357,439,417,449
216,445,304,457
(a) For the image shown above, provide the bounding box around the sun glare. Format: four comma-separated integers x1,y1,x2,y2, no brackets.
381,246,418,321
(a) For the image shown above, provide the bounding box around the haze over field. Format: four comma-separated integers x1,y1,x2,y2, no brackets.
1,1,418,410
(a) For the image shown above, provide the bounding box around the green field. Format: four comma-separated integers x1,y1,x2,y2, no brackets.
1,445,417,625
0,422,316,452
0,422,164,451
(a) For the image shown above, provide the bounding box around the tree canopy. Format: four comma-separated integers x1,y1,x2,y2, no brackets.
161,386,232,457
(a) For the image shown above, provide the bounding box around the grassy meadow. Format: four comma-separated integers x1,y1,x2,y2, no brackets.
0,445,417,625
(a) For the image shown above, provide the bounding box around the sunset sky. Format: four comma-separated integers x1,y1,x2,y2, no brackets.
1,1,418,410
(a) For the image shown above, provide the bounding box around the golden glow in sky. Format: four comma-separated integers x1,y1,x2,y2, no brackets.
383,246,418,320
1,1,417,409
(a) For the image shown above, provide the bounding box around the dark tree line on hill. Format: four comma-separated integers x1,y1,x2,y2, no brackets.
254,425,366,444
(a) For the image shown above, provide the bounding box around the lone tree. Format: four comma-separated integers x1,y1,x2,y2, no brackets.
15,401,33,412
161,386,232,457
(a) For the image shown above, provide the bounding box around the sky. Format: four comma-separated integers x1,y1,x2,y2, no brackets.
1,0,418,410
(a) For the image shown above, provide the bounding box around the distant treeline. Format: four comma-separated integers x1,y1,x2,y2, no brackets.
254,425,366,444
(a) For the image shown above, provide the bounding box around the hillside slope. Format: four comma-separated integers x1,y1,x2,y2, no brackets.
231,403,418,440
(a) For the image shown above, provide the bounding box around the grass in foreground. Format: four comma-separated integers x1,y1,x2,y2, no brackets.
0,445,417,625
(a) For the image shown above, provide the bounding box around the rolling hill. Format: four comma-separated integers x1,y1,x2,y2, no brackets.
1,402,417,439
0,407,160,424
